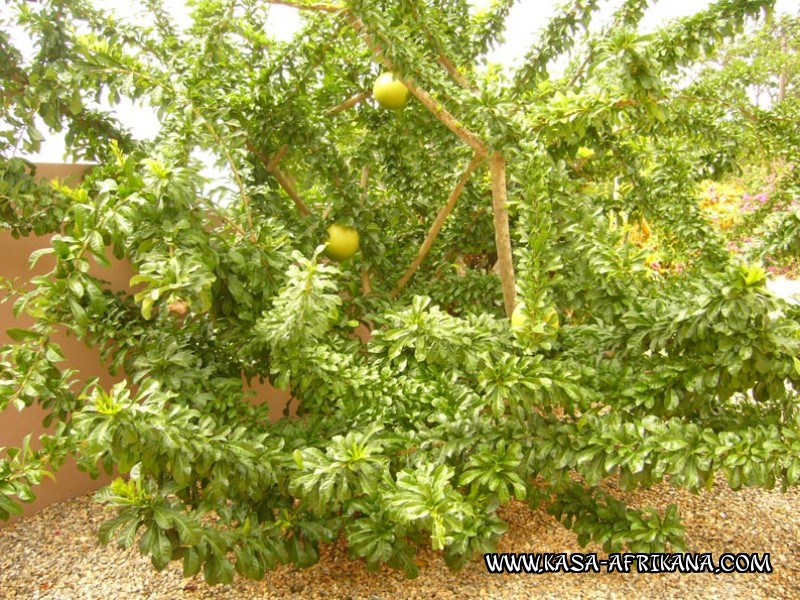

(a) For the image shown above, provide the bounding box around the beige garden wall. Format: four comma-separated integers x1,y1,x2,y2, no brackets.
0,163,291,523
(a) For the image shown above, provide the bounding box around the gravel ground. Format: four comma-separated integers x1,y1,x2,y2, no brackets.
1,478,799,600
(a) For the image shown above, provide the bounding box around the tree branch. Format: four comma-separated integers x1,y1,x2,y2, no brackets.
391,154,483,296
410,3,477,92
359,164,370,200
267,144,288,170
361,268,373,295
489,151,516,317
246,141,312,216
271,169,312,216
193,108,250,214
676,94,759,123
262,0,341,13
359,165,373,295
436,52,477,91
327,91,370,114
344,14,487,158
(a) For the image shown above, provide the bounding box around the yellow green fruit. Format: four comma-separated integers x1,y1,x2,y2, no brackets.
511,302,528,330
325,224,360,261
511,302,560,331
373,72,409,110
544,306,560,330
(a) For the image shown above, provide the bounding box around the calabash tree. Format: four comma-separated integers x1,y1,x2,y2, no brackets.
2,0,800,583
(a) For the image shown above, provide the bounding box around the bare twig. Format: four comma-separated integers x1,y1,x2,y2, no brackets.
391,154,483,296
327,91,370,114
489,151,516,317
246,141,312,216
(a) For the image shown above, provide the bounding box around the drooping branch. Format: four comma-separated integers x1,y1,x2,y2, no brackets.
344,14,488,158
391,154,483,297
327,91,370,114
489,151,516,317
246,141,312,216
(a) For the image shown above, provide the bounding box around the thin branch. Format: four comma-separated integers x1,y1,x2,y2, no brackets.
344,14,488,158
359,165,370,201
489,151,516,318
436,52,477,92
327,91,370,114
267,144,288,170
359,165,372,295
566,51,594,88
391,154,483,296
262,0,341,13
676,94,759,123
271,169,312,217
246,141,312,216
411,3,477,92
198,197,251,240
191,107,255,234
361,269,373,295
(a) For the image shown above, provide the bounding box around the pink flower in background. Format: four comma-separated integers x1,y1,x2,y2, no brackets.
756,193,768,204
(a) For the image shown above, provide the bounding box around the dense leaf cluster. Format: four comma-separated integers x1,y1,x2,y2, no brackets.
1,0,799,584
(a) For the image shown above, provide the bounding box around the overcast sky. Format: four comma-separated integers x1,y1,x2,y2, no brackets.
5,0,797,164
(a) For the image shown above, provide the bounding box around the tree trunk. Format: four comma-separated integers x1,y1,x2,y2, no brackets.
489,151,516,317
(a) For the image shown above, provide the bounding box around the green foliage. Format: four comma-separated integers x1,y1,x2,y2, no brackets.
0,0,799,586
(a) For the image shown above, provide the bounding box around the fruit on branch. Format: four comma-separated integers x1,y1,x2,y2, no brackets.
511,302,560,331
545,306,560,330
373,72,409,109
325,224,360,261
511,301,528,330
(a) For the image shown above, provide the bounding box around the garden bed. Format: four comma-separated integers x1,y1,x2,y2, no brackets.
2,478,798,599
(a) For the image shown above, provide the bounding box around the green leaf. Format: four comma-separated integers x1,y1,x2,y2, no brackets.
204,553,234,585
5,328,41,342
183,547,203,578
